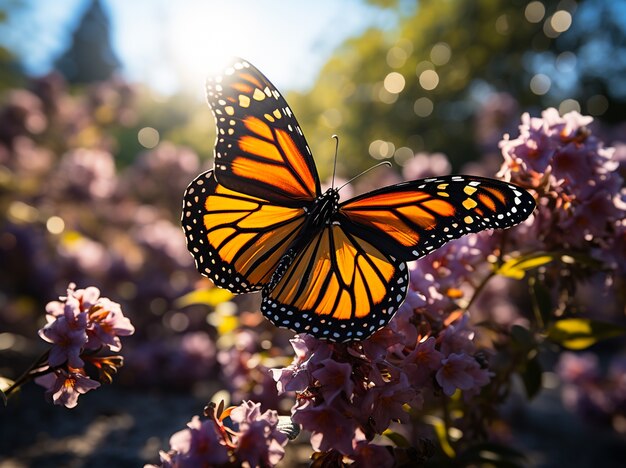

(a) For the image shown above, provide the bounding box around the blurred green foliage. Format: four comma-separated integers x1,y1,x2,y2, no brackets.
288,0,626,178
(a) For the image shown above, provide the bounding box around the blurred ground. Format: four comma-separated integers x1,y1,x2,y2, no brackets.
1,383,625,467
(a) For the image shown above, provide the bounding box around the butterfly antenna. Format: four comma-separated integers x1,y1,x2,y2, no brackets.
331,135,339,189
337,161,392,191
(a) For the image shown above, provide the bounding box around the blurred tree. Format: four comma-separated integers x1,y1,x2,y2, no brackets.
0,5,26,90
288,0,626,177
54,0,120,84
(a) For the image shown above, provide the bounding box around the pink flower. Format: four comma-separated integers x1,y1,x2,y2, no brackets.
39,293,88,368
86,296,135,352
364,374,422,433
34,368,100,408
40,283,134,366
436,353,489,396
409,337,444,369
311,358,354,403
388,289,427,346
34,283,134,408
351,441,394,468
230,401,288,466
270,335,332,395
293,401,357,455
403,337,444,387
165,416,229,466
439,316,476,356
498,108,625,255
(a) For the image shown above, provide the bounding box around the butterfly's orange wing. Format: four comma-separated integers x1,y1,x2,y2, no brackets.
339,175,536,261
206,59,320,206
182,171,307,292
183,59,321,292
261,224,408,342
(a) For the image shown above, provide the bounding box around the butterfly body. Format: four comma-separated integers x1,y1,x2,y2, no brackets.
307,188,341,228
182,59,536,342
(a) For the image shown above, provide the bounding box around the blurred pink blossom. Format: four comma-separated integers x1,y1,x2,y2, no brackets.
34,368,100,408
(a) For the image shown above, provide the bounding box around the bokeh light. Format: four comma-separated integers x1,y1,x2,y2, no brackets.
138,126,160,148
551,10,573,33
368,139,395,159
525,1,546,23
387,46,409,68
559,98,581,114
419,69,439,90
495,14,510,35
414,97,434,117
46,216,65,235
383,72,406,94
393,146,414,165
375,82,399,104
430,42,451,66
530,73,551,95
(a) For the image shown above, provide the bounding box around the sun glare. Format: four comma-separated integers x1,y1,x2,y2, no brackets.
108,0,382,96
168,5,251,89
162,1,292,98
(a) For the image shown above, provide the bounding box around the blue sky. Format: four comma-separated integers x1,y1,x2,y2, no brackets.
4,0,397,96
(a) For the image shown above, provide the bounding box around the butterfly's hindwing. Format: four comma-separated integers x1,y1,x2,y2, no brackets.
340,175,536,261
182,170,307,293
206,59,320,206
260,224,409,342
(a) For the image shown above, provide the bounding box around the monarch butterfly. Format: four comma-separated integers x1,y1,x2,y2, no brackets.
182,59,535,342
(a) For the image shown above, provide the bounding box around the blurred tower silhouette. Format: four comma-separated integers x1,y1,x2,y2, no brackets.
54,0,120,83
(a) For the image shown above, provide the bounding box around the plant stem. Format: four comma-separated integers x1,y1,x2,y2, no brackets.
465,270,495,312
528,276,545,329
3,350,49,397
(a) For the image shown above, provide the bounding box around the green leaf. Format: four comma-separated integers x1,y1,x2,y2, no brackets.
496,253,557,279
510,324,535,351
383,429,412,448
175,288,234,308
528,276,553,326
423,415,455,458
547,318,626,350
519,354,543,400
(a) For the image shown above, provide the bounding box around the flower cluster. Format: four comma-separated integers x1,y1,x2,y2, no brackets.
34,283,134,408
271,258,492,463
0,73,208,390
152,400,288,467
498,108,625,270
557,352,626,432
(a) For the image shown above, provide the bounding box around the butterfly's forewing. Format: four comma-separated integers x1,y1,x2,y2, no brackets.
260,224,408,342
182,170,307,293
339,175,536,261
206,59,321,207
